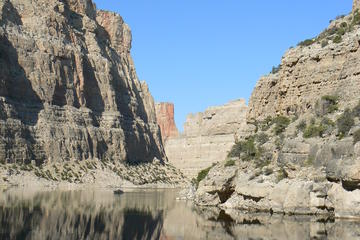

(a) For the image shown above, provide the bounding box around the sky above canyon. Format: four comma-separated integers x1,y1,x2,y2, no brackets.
94,0,351,131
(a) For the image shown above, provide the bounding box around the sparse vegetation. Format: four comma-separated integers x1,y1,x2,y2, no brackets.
271,65,281,74
333,35,342,44
256,133,269,145
337,108,355,136
298,39,314,47
296,120,307,132
353,129,360,144
194,166,213,188
321,40,329,48
276,168,288,182
273,116,290,135
316,95,339,116
228,137,262,161
303,122,327,138
224,159,235,167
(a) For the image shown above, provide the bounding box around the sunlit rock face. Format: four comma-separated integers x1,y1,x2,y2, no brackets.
247,16,360,122
0,0,165,164
155,103,179,142
164,99,248,178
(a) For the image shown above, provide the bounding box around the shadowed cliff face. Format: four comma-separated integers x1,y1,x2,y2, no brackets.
0,0,165,164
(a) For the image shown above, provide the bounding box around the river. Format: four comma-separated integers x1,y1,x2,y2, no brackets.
0,188,359,240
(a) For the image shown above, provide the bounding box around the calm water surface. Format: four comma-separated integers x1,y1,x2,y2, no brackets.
0,188,360,240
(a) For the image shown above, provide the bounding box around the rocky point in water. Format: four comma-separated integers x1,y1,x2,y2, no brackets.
179,0,360,219
0,0,186,189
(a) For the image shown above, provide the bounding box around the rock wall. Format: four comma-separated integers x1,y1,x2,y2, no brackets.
0,0,165,165
165,99,248,179
248,16,360,121
155,103,179,142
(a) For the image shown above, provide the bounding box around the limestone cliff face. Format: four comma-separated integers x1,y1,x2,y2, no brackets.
248,15,360,122
165,99,248,178
155,103,179,142
0,0,165,164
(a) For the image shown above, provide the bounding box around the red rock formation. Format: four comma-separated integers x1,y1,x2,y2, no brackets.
155,103,179,142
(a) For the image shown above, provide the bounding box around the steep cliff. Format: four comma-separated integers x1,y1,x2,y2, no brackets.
0,0,189,186
192,2,360,218
155,103,179,142
0,0,165,165
165,99,248,178
248,13,360,122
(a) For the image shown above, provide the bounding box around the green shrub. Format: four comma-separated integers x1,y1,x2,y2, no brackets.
256,133,269,145
340,22,348,28
353,129,360,144
336,27,346,36
195,166,213,188
298,39,314,47
224,159,235,167
276,168,288,182
303,123,327,138
271,65,281,74
260,116,273,131
333,35,342,44
273,116,290,135
337,109,355,136
316,95,339,116
321,117,335,126
296,120,307,132
321,40,328,48
228,137,261,161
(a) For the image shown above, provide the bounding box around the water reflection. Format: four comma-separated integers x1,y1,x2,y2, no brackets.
0,189,360,240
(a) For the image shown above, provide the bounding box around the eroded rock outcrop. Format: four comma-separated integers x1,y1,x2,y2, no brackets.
165,99,248,179
0,0,166,166
155,102,179,142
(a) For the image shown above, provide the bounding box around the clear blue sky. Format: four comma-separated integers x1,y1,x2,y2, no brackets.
94,0,352,131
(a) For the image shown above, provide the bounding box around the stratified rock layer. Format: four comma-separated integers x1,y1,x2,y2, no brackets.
0,0,165,165
248,16,360,122
165,99,248,179
155,103,179,142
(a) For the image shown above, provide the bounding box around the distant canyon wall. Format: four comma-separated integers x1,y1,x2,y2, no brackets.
158,100,248,179
155,103,179,142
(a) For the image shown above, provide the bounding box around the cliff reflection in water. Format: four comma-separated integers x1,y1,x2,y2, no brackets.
0,190,168,240
1,189,360,240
